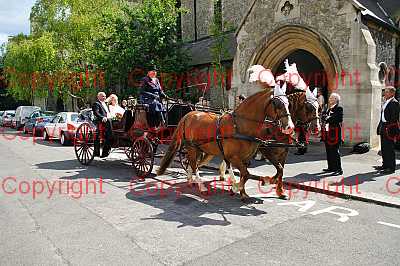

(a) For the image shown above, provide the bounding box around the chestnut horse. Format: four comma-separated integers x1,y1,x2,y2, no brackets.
157,88,294,200
216,90,320,196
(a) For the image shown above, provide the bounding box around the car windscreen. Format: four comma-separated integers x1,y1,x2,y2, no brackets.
22,107,40,116
41,111,57,117
70,114,79,122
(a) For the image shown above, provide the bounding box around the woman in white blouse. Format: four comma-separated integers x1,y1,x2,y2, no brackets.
106,94,125,119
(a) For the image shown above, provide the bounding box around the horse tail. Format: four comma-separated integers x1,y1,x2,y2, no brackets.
157,116,186,175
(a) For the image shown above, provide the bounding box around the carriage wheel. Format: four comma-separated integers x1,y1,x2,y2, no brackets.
74,123,95,166
124,146,133,161
131,137,154,179
178,146,190,172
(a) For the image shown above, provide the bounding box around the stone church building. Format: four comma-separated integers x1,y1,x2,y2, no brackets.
181,0,400,146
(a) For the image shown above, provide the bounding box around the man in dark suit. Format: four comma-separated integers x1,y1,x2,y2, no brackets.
322,93,343,176
374,86,400,174
92,92,112,158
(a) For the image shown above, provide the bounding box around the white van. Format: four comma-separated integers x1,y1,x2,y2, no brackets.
14,106,41,129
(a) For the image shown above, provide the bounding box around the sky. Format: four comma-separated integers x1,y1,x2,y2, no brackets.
0,0,37,46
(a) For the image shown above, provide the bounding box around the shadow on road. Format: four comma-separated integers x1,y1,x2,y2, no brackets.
125,178,268,228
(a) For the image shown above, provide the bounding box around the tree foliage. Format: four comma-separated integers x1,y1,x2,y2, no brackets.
4,33,58,101
30,0,120,69
209,0,232,109
3,0,187,104
95,0,188,92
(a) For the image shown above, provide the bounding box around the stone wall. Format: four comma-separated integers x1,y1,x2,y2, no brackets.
222,0,253,31
196,0,214,39
181,0,195,42
233,0,353,95
368,26,397,67
181,0,252,41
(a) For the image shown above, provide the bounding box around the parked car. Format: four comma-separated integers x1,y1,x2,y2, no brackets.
14,106,41,130
23,110,57,136
11,116,17,128
1,110,16,127
0,111,4,126
43,112,80,145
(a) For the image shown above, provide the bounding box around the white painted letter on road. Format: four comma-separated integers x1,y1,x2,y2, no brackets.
309,206,359,222
277,200,316,212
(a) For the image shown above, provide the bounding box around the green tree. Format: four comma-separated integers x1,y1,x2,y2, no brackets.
30,0,121,69
95,0,188,94
209,0,234,109
4,33,58,103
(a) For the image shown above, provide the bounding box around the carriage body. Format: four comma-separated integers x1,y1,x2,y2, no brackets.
73,99,195,178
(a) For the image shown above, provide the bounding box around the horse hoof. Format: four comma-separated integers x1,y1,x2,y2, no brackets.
278,194,287,200
229,189,235,196
240,196,250,203
201,190,209,197
240,192,250,201
231,183,239,193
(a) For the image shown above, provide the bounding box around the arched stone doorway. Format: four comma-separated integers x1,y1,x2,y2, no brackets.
252,26,339,92
275,49,328,100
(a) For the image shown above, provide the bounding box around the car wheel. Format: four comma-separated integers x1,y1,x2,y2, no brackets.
43,130,49,140
60,132,68,146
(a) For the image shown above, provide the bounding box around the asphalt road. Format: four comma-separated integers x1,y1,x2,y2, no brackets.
0,128,399,266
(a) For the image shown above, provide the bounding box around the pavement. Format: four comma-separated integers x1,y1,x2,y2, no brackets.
1,127,400,265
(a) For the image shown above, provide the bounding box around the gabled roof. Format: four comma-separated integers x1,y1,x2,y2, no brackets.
354,0,400,31
182,32,237,66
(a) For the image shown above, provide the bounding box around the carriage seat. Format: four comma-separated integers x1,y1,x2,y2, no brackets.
112,110,134,133
132,104,150,129
135,103,149,109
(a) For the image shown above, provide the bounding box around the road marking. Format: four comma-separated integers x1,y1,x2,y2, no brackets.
377,221,400,229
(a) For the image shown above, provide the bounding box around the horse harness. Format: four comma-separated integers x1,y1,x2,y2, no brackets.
182,96,295,164
294,99,320,131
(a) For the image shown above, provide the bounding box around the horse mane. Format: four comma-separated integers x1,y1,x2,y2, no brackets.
234,89,272,113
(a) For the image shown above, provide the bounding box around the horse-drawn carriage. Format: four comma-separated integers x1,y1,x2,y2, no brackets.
73,97,196,178
74,62,321,200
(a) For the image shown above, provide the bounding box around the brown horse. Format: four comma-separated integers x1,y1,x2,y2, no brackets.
157,87,295,200
216,90,320,196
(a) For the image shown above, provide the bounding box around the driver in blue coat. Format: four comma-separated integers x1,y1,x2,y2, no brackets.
139,66,170,127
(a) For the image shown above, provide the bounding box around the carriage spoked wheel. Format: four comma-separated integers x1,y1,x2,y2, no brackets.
178,146,190,172
74,122,95,166
124,146,133,161
131,137,154,179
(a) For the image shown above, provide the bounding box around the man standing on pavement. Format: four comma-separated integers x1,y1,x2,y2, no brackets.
375,86,400,174
322,93,343,176
92,92,112,158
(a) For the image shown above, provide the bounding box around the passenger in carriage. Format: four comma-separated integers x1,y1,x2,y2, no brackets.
92,92,113,158
106,94,125,119
121,100,128,110
139,66,170,128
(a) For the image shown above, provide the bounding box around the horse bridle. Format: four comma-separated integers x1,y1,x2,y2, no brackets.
232,95,291,132
267,95,291,129
295,99,320,130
